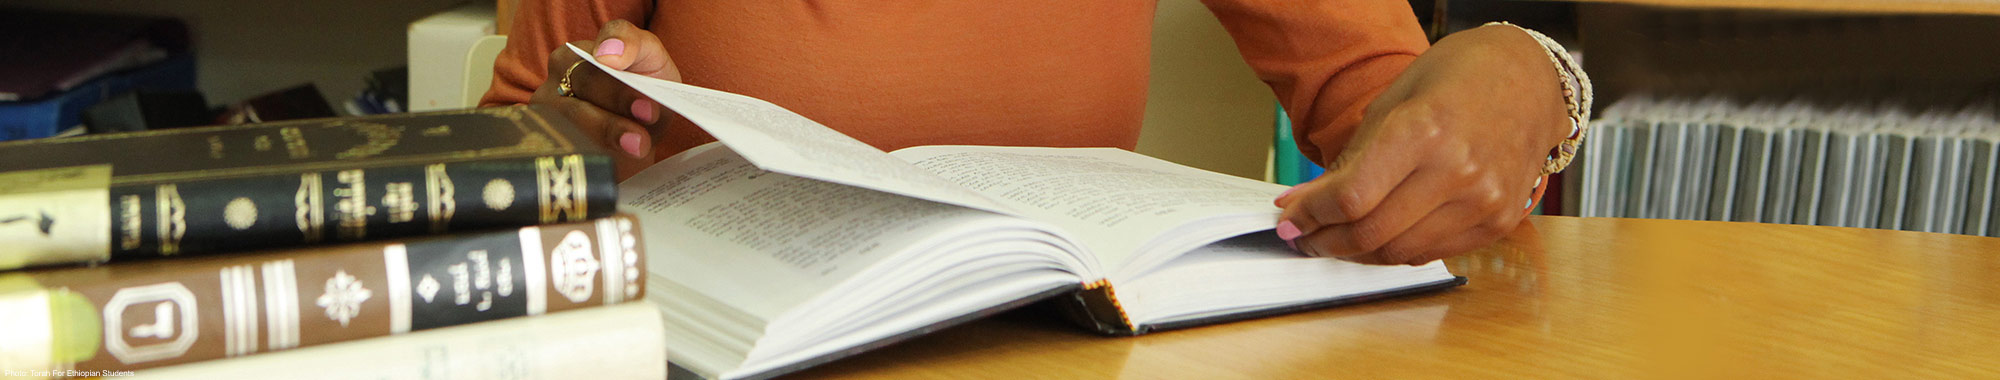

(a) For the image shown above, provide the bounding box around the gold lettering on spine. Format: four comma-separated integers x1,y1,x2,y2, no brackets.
333,170,373,240
120,195,143,250
382,182,415,223
296,174,324,243
536,155,588,223
425,164,455,233
332,123,404,160
421,125,451,137
279,127,310,159
155,185,185,255
207,136,226,159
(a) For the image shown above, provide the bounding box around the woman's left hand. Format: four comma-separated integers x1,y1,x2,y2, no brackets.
1275,25,1572,265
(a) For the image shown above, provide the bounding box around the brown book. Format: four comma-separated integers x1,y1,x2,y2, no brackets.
0,105,614,271
0,214,645,373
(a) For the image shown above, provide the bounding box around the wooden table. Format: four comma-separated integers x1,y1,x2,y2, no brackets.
791,216,2000,379
1556,0,2000,16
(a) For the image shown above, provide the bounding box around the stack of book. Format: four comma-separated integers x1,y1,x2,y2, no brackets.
4,48,1481,379
1576,95,1999,237
0,106,665,379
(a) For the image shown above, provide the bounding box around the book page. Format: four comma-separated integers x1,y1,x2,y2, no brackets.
619,143,1021,318
892,145,1287,269
569,44,1013,216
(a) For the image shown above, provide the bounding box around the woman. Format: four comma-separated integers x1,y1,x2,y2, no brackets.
482,1,1590,266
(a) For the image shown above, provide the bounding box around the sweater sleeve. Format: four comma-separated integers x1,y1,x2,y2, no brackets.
479,0,653,106
1199,0,1429,165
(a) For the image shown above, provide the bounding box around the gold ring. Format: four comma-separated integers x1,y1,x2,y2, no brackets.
556,60,586,97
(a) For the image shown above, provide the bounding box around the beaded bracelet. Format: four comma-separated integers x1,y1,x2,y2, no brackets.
1484,22,1594,176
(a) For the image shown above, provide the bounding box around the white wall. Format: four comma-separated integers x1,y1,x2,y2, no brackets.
1140,0,1280,179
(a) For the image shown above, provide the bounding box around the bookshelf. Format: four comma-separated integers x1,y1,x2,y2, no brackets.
1549,0,2000,16
1551,1,2000,236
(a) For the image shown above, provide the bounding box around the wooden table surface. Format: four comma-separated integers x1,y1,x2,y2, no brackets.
790,216,2000,379
1556,0,2000,16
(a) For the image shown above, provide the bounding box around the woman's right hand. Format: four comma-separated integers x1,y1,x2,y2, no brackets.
529,20,682,180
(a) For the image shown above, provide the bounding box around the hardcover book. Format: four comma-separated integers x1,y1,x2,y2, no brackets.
124,304,666,380
0,214,645,373
0,105,615,270
570,46,1463,380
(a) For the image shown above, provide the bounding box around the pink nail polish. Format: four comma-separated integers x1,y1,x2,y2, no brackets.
620,133,644,158
1285,239,1299,252
595,38,626,57
1275,220,1302,241
1276,186,1298,203
631,99,657,124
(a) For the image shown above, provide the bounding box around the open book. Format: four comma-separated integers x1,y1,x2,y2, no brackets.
571,45,1465,380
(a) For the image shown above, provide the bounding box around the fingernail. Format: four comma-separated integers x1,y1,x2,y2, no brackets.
631,99,657,124
1285,239,1298,252
595,38,626,57
1274,186,1298,206
1276,220,1302,241
619,132,645,158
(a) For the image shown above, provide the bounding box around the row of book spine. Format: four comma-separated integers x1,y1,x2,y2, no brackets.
1576,96,1999,237
0,106,663,378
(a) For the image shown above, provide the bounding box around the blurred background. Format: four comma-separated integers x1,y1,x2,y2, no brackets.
3,0,1996,237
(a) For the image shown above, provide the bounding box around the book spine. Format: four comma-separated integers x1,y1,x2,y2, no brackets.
0,105,612,270
119,304,666,380
1050,280,1138,336
106,153,616,260
0,214,645,373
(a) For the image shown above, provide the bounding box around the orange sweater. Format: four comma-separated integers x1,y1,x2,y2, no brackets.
482,1,1430,165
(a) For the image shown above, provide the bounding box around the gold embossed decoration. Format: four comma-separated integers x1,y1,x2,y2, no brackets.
535,155,588,223
331,122,406,160
155,184,186,255
425,164,456,233
224,197,258,230
120,195,143,250
296,174,325,243
483,179,514,211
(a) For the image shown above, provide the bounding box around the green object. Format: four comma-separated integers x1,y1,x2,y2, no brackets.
1272,102,1324,186
50,288,101,363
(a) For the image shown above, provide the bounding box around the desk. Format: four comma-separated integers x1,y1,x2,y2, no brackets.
1558,0,2000,16
790,216,2000,379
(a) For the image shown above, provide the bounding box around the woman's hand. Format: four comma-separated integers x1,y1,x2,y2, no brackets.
1275,25,1570,265
529,20,682,180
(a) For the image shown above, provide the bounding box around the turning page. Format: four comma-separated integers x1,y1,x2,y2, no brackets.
891,145,1287,274
619,144,1018,318
569,44,1014,216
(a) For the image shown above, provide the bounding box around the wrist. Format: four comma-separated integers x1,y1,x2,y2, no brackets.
1480,22,1594,175
1488,23,1592,177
